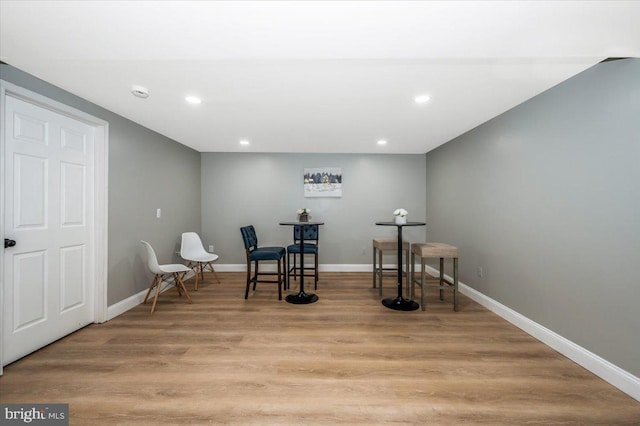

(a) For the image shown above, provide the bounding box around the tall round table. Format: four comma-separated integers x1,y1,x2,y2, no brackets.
375,221,426,311
279,221,324,304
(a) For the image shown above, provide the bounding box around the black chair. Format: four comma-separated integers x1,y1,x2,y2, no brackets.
287,224,319,290
240,225,286,300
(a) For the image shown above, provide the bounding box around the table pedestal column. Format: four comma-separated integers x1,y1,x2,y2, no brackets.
375,221,425,311
280,221,323,305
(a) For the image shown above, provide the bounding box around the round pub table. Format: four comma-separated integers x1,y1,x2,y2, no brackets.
375,221,426,311
279,221,324,304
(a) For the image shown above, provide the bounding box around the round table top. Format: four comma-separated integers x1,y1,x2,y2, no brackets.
279,221,325,226
375,221,426,227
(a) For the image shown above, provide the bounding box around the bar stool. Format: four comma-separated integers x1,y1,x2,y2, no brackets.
372,237,410,297
410,242,459,311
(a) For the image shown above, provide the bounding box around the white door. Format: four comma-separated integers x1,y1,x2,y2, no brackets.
2,94,95,365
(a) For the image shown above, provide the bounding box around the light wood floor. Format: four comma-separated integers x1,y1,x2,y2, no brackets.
1,272,639,425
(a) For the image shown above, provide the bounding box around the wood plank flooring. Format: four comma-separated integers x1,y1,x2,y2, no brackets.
1,272,639,425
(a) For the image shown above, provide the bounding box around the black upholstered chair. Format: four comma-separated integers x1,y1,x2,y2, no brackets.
287,224,319,290
240,225,286,300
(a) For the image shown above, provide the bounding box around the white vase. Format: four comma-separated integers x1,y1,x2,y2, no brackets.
395,215,407,225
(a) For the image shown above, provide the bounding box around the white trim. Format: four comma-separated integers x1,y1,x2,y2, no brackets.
0,80,109,371
93,120,109,323
106,271,195,320
0,82,6,375
424,265,640,402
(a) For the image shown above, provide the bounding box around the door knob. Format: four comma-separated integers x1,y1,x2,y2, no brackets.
4,238,16,248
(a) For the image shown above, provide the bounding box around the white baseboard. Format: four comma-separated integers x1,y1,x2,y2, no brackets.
424,265,640,402
106,271,195,320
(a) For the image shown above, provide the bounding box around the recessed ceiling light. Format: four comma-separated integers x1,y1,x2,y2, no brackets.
185,95,202,104
239,140,250,146
377,139,388,145
414,94,431,104
131,85,149,99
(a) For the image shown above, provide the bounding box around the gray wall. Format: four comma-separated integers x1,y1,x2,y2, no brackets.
0,64,202,305
201,153,426,265
425,59,640,376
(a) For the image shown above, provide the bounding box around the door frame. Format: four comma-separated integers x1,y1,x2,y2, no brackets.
0,80,109,374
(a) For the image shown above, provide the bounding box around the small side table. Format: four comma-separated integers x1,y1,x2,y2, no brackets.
279,221,324,304
375,221,426,311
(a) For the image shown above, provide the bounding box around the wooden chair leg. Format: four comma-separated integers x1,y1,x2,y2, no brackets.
277,258,283,300
286,252,291,289
453,257,459,312
410,253,415,299
245,260,251,299
174,273,192,304
284,255,288,291
179,266,188,282
193,262,200,291
253,261,259,290
372,246,377,288
420,258,426,311
377,249,383,296
404,248,410,298
143,276,158,304
207,262,221,283
150,275,163,314
175,277,182,296
439,258,445,301
314,252,318,290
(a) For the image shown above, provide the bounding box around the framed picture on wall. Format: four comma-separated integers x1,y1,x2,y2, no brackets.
304,167,342,197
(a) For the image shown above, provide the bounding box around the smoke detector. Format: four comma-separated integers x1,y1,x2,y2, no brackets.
131,85,149,99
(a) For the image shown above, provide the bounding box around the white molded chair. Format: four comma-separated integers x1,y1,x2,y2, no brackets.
141,240,192,314
180,232,220,290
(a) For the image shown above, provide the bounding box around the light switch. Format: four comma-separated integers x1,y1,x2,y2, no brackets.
156,208,161,218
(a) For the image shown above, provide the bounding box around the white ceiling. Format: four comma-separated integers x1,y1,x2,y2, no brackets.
1,1,639,153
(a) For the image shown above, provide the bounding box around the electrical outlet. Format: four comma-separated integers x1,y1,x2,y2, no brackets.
477,266,484,278
209,245,214,252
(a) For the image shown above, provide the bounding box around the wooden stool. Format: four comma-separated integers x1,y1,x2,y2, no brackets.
410,243,459,311
372,237,411,297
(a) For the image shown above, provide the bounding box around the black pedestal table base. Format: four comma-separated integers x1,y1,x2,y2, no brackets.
285,292,319,304
279,221,324,305
382,295,420,311
375,221,426,312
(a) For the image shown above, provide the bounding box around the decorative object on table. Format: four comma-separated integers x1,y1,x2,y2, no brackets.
304,167,342,197
393,208,408,225
297,207,311,222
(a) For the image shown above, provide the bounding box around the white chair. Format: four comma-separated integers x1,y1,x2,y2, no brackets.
141,241,192,314
180,232,220,290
